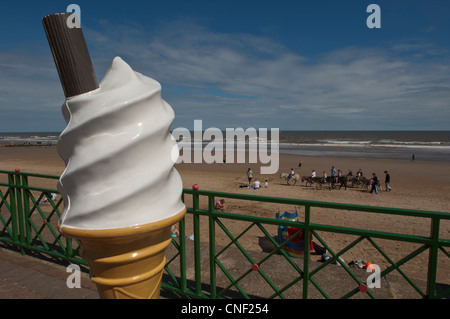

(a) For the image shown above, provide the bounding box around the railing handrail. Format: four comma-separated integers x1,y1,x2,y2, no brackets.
4,170,449,219
184,188,450,220
0,170,60,179
191,207,450,246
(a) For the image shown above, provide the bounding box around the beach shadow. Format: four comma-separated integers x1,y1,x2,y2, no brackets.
277,183,298,187
436,283,450,299
0,241,90,274
258,236,277,253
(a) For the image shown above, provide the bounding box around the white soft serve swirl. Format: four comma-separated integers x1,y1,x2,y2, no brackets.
57,57,185,230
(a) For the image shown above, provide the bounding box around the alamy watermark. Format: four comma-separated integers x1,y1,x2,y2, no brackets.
66,264,81,289
67,3,381,30
66,4,81,28
65,262,382,290
171,120,279,174
61,3,382,294
366,4,381,29
366,263,381,289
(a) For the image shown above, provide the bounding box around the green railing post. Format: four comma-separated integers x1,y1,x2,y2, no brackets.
427,217,440,299
66,237,73,260
13,171,24,244
8,172,18,245
15,169,26,254
208,195,216,298
303,205,311,299
21,174,32,248
179,217,187,292
192,187,202,296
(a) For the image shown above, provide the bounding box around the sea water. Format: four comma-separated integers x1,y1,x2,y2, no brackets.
277,131,450,162
1,131,449,162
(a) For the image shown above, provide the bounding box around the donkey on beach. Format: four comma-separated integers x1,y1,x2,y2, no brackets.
280,173,300,185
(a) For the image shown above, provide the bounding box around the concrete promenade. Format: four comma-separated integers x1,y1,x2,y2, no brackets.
0,242,447,300
0,245,98,299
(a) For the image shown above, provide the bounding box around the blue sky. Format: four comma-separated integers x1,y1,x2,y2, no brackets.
1,0,449,132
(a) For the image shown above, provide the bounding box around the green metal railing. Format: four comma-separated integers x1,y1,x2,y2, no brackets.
1,170,449,299
0,170,86,266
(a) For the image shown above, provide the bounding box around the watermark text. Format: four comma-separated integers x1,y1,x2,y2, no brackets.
172,120,279,174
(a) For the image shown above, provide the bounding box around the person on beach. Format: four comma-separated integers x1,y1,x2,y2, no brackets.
347,169,353,177
384,170,392,192
171,224,180,237
215,199,225,211
288,168,294,180
311,169,316,178
411,154,415,162
370,173,379,194
323,171,327,183
247,168,253,184
298,160,302,168
264,179,269,188
356,169,363,179
253,178,261,189
331,166,337,181
40,192,57,204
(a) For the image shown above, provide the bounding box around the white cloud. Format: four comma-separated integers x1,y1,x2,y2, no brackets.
0,51,66,131
1,20,449,131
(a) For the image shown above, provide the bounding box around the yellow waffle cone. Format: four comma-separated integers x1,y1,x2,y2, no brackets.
59,208,186,299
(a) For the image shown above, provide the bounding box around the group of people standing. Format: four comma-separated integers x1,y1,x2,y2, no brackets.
246,168,269,189
308,165,392,194
369,170,392,194
347,169,392,194
246,160,393,195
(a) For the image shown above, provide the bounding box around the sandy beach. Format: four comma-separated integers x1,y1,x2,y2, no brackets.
1,146,449,286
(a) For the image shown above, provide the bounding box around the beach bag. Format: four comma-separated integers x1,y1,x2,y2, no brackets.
276,211,312,258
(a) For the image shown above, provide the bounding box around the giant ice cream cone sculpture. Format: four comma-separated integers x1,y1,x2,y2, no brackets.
43,13,186,298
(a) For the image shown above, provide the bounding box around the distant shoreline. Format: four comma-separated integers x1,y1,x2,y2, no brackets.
1,130,449,162
1,143,56,147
